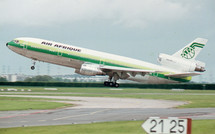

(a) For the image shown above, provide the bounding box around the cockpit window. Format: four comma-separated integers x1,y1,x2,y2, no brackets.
13,40,19,44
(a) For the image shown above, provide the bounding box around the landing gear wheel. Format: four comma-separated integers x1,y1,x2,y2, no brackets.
104,81,120,88
31,66,35,70
115,83,119,88
104,81,109,86
31,60,36,70
109,82,114,87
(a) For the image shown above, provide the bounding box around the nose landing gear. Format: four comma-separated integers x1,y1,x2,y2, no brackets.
31,60,36,70
31,66,35,70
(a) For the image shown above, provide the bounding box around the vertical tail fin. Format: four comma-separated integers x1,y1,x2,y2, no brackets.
172,38,208,60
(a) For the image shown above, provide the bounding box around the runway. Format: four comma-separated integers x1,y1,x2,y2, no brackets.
1,107,215,128
0,95,215,128
0,95,186,108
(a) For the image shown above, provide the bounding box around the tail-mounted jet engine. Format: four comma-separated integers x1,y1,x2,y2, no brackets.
158,53,205,72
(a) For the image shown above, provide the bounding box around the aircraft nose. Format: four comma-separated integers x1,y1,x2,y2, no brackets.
6,43,8,46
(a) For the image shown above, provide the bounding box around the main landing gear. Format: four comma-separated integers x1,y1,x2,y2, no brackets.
104,73,120,88
104,81,119,88
31,60,36,70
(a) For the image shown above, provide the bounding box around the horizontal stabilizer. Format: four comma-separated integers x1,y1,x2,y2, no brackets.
165,72,201,78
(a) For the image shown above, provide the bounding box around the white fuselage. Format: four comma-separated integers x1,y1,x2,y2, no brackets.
7,37,188,84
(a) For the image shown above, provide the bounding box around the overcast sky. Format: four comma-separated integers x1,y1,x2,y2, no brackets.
0,0,214,82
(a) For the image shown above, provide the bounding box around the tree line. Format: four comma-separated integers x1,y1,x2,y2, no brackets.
23,75,71,82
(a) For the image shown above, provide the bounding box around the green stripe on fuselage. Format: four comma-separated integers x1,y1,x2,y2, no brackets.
7,40,191,82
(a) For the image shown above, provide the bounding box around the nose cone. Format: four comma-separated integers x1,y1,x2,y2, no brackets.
6,43,8,46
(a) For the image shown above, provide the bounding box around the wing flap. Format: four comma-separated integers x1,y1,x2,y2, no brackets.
100,65,156,73
165,72,201,78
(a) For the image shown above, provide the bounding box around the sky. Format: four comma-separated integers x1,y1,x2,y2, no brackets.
0,0,214,83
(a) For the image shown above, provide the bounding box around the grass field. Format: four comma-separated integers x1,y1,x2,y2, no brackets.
2,86,215,93
0,120,215,134
1,86,215,133
0,96,73,111
1,86,215,108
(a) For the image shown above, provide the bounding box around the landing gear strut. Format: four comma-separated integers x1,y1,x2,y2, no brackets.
104,73,120,88
31,60,36,70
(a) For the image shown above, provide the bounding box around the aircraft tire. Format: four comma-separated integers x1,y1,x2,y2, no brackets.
109,82,114,87
104,81,119,88
31,66,35,70
115,83,119,88
104,81,109,86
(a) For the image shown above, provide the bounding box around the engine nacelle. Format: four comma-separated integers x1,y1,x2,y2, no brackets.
194,60,206,72
158,53,205,72
75,63,105,76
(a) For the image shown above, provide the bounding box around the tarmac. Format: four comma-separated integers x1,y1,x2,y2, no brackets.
0,95,215,128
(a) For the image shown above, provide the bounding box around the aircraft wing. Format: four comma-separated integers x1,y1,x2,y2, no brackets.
165,72,201,78
100,65,200,78
100,65,156,74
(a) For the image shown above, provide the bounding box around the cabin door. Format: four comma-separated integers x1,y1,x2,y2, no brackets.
99,59,105,65
20,42,27,55
58,51,63,56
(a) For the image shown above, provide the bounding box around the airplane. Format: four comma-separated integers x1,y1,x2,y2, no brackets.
6,37,207,87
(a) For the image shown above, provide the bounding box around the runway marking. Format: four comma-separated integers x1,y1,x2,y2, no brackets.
53,109,109,121
0,109,57,119
90,109,109,115
38,120,46,122
53,114,89,120
20,121,28,123
0,121,14,124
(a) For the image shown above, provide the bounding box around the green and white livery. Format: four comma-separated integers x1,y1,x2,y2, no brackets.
6,37,207,87
173,38,207,60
